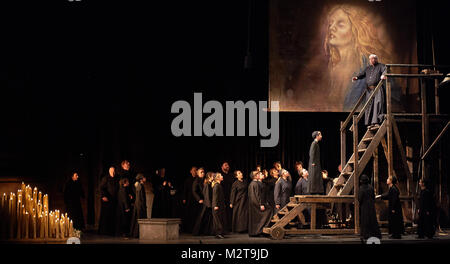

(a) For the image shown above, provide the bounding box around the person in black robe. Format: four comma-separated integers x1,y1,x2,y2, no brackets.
117,160,135,205
230,170,248,233
181,166,197,233
191,168,205,232
308,131,324,195
352,54,387,128
220,162,234,233
63,172,85,230
130,173,147,238
98,166,119,236
274,170,292,212
212,173,227,239
358,174,381,241
248,171,273,237
151,168,172,218
417,178,436,239
263,168,278,211
308,131,328,228
116,178,131,237
377,176,404,239
192,171,214,236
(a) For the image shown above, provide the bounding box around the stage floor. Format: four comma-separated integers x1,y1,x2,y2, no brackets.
79,229,450,244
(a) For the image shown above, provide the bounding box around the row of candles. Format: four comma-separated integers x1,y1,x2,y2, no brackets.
0,182,74,240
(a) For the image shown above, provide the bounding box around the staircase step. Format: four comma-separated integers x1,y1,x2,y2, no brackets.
342,171,352,176
358,148,367,153
278,210,289,215
362,137,374,142
271,219,279,223
369,126,380,131
287,203,297,207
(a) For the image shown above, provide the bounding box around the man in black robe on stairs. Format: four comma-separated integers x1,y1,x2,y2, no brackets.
352,54,387,129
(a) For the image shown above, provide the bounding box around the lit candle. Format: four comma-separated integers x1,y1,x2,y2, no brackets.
39,214,44,238
9,195,13,238
49,212,54,238
38,191,42,206
37,202,42,216
59,219,64,239
55,219,59,239
11,194,16,239
1,193,5,210
25,211,29,239
43,194,48,212
32,214,37,239
44,211,48,239
69,220,73,237
21,182,25,193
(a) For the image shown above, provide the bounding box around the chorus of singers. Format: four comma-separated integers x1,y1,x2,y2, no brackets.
63,159,437,240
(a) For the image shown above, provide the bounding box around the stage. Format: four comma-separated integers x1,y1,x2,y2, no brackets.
77,229,450,244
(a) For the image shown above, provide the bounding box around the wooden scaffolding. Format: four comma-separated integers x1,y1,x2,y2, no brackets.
264,64,448,239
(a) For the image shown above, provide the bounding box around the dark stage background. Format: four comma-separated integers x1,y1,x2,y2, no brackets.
0,0,449,228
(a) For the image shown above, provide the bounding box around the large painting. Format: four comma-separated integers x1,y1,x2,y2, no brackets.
269,0,418,112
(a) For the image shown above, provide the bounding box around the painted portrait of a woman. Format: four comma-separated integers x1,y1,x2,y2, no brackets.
277,3,399,111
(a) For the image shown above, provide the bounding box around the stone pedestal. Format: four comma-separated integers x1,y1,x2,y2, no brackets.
138,218,181,240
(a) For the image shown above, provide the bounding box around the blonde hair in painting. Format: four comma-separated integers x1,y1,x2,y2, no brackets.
323,5,392,68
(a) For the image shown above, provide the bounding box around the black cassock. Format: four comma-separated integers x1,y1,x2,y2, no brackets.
212,183,227,236
274,178,292,210
248,180,273,236
115,185,131,236
117,168,135,203
98,175,119,236
230,180,248,233
221,170,234,232
192,182,213,235
63,179,85,230
182,176,196,233
418,188,436,238
356,63,387,126
381,185,404,237
358,183,381,239
262,176,277,210
151,175,172,218
130,182,147,238
308,140,323,194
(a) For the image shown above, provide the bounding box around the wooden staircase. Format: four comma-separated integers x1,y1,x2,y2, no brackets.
329,119,387,196
263,120,388,239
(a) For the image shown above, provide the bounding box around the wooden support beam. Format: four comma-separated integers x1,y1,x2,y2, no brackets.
421,78,430,180
392,117,413,195
421,121,450,160
373,147,379,195
341,121,346,172
381,138,398,179
384,73,443,78
353,116,360,234
311,204,317,230
386,73,394,181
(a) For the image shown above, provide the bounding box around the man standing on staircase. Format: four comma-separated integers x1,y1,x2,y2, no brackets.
352,54,387,129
